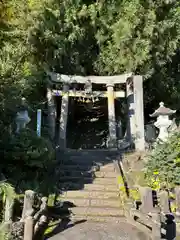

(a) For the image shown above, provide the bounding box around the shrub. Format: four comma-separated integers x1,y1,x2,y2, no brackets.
145,131,180,189
0,129,55,193
0,223,9,240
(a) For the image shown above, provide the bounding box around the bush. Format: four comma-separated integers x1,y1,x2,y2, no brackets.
0,129,55,193
5,129,54,167
145,131,180,189
0,223,9,240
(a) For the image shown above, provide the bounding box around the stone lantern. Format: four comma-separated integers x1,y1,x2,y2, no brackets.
150,102,176,142
15,98,31,133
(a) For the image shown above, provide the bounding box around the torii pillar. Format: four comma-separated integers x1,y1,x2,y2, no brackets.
126,76,145,151
59,83,69,149
47,88,56,141
106,83,117,148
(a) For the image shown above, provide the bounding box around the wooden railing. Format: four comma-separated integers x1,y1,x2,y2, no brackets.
5,187,180,239
22,190,48,240
3,190,49,240
126,186,180,240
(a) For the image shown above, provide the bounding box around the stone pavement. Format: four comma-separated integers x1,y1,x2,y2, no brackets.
47,221,150,240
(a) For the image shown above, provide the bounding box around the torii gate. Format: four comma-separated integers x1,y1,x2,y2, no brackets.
46,72,145,151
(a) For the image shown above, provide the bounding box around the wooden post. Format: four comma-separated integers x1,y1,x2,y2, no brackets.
151,210,161,240
106,83,117,148
175,186,180,216
59,84,69,149
139,187,154,214
4,197,13,222
24,216,33,240
159,190,170,214
21,190,35,221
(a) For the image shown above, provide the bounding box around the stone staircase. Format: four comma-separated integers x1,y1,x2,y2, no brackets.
58,149,124,222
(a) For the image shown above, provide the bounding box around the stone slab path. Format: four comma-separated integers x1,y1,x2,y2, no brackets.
47,221,150,240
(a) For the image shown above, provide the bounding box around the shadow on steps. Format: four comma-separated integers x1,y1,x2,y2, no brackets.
56,149,121,191
44,217,87,239
41,149,125,239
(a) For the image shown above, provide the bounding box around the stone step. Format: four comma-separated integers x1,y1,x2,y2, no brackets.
60,163,115,172
70,206,124,217
71,215,125,223
61,190,119,199
95,171,116,178
63,197,121,208
84,183,118,191
65,149,120,156
67,155,116,162
59,180,118,191
59,182,86,191
61,159,114,167
60,159,103,166
58,170,116,178
100,164,116,172
59,177,117,185
59,176,93,184
58,170,92,178
59,164,99,172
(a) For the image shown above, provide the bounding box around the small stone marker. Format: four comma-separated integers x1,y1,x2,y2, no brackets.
145,123,156,143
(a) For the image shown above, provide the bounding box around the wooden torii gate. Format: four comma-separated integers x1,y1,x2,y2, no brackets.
47,72,145,151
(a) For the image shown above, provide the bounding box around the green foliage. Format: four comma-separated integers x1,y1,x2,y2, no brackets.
4,129,54,167
30,0,98,75
0,182,15,239
145,131,180,188
1,0,180,119
0,182,15,205
26,0,180,114
0,223,9,240
0,182,15,224
117,175,140,204
29,0,180,77
95,0,180,75
0,129,55,193
0,0,57,198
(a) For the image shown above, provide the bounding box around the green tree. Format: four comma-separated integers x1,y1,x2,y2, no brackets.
0,0,54,194
30,0,98,75
145,131,180,188
26,0,180,118
29,0,180,76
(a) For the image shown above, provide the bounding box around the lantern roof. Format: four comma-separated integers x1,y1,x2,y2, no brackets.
150,102,176,117
17,97,29,111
